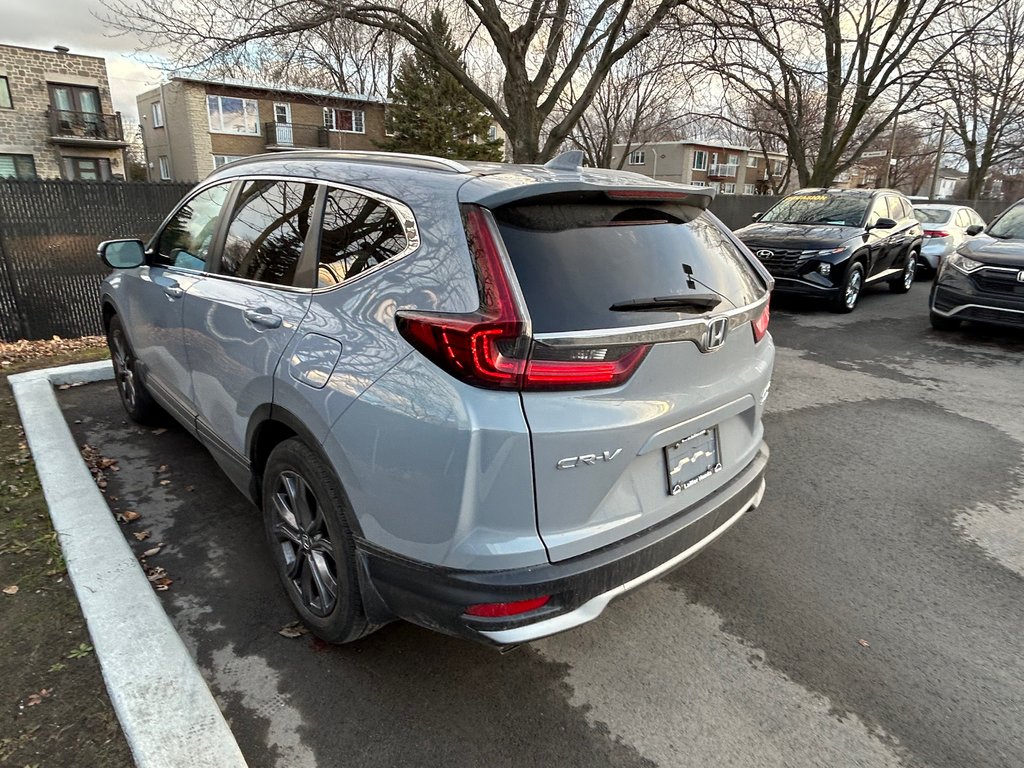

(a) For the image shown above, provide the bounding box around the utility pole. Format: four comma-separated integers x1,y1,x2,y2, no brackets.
930,118,947,200
882,113,899,188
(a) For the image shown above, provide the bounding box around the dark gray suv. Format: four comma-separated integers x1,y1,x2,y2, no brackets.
97,151,774,648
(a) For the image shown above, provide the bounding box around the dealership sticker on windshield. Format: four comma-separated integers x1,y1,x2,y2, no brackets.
788,195,828,201
665,428,722,495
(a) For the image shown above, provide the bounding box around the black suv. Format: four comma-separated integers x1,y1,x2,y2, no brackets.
735,188,924,312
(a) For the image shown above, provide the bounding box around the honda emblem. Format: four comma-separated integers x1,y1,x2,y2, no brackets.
702,316,729,352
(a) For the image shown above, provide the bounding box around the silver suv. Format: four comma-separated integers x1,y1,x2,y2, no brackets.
97,151,774,648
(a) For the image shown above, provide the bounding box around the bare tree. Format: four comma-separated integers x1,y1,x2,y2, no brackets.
102,0,689,163
681,0,984,187
563,35,695,168
930,0,1024,198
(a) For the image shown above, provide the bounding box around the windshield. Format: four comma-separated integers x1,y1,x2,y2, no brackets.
759,194,869,227
914,207,951,224
987,202,1024,239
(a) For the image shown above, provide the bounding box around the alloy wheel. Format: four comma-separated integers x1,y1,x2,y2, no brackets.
110,330,137,411
270,470,338,617
903,257,916,289
845,270,863,309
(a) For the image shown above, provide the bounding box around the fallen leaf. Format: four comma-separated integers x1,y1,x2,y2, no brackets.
184,485,194,492
152,428,167,435
115,510,141,523
858,639,870,648
159,479,171,486
26,688,52,706
3,585,18,595
57,384,70,391
146,566,167,582
278,621,310,638
142,545,162,558
132,531,151,541
158,464,169,472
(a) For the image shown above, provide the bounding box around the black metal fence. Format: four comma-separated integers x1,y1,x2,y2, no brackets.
0,179,193,341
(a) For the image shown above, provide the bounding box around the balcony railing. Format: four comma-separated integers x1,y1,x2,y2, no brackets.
707,163,738,178
48,109,125,145
264,122,329,149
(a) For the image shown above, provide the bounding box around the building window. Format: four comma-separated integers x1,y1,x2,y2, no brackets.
158,156,170,180
0,154,35,179
746,154,758,168
771,159,784,175
0,77,12,109
691,181,707,187
628,150,645,165
323,107,365,133
708,181,721,192
207,95,259,135
64,156,112,181
723,183,736,194
487,125,498,141
692,150,708,171
727,154,739,166
743,184,756,195
151,101,164,127
213,155,246,168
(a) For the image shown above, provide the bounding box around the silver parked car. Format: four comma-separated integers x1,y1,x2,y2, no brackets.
913,204,986,273
97,150,774,648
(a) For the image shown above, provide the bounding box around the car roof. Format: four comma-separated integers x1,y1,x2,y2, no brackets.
202,150,716,211
788,187,902,197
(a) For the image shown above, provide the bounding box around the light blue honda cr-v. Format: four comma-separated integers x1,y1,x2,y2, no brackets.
97,150,774,648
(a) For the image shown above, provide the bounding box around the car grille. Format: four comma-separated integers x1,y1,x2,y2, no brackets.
751,248,804,275
972,270,1024,296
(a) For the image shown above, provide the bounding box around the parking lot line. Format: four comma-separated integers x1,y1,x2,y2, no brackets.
10,360,247,768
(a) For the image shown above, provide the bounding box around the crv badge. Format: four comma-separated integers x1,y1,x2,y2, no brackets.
556,449,622,470
701,316,729,352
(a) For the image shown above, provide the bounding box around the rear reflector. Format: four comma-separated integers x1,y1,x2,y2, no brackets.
395,206,649,391
752,301,770,343
466,596,551,617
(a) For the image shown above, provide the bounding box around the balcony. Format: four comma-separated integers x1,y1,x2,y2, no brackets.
264,122,329,150
48,109,126,147
707,163,738,179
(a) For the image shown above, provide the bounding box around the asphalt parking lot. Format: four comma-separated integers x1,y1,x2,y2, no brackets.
59,284,1024,768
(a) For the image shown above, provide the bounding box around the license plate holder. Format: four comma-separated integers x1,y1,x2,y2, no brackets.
664,428,722,496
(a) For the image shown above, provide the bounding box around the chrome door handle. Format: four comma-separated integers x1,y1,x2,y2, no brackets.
163,285,184,299
244,309,282,329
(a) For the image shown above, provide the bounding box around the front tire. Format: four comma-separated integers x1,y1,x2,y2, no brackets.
106,314,161,424
831,262,865,313
889,250,917,293
262,438,371,644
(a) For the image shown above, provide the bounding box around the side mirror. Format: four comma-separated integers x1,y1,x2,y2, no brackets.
98,239,145,269
869,217,897,231
751,212,763,222
965,224,984,236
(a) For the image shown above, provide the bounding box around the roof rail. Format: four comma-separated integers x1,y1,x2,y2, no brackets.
325,150,471,173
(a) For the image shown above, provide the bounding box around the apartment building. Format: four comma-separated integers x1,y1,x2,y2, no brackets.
137,76,389,182
610,140,792,195
0,44,128,180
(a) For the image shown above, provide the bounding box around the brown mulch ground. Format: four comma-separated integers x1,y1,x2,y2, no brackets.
0,336,106,368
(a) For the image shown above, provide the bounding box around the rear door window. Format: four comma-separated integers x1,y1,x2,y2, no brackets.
220,180,319,287
154,183,231,270
494,201,765,333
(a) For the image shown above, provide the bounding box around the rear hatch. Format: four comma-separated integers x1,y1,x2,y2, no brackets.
492,193,772,561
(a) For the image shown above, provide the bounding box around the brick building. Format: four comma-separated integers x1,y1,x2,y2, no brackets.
136,76,389,182
0,43,128,180
610,140,793,195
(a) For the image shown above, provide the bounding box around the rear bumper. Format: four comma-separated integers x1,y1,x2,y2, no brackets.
355,442,769,647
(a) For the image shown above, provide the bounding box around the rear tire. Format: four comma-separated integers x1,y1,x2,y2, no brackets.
106,314,161,424
831,262,865,313
929,310,961,331
889,250,916,293
262,438,371,644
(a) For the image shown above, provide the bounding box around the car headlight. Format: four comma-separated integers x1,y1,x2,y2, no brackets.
947,252,984,274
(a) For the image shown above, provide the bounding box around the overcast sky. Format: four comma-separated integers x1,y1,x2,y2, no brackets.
4,0,164,123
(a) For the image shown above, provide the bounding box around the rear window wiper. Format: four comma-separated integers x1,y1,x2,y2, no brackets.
610,294,722,313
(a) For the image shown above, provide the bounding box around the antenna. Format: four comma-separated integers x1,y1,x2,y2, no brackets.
544,150,584,171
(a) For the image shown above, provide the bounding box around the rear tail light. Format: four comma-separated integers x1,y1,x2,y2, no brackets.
752,301,770,343
465,595,551,617
924,230,950,238
396,205,649,391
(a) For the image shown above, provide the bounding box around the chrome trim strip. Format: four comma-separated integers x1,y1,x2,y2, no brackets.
479,478,766,646
533,294,769,349
934,303,1024,318
864,267,901,283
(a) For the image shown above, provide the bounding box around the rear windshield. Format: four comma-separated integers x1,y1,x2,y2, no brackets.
759,193,869,227
914,207,951,224
494,201,766,333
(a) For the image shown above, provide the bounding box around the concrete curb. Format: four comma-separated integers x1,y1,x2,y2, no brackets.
10,360,248,768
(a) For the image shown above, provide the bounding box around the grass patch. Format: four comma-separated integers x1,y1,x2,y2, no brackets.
0,342,132,767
